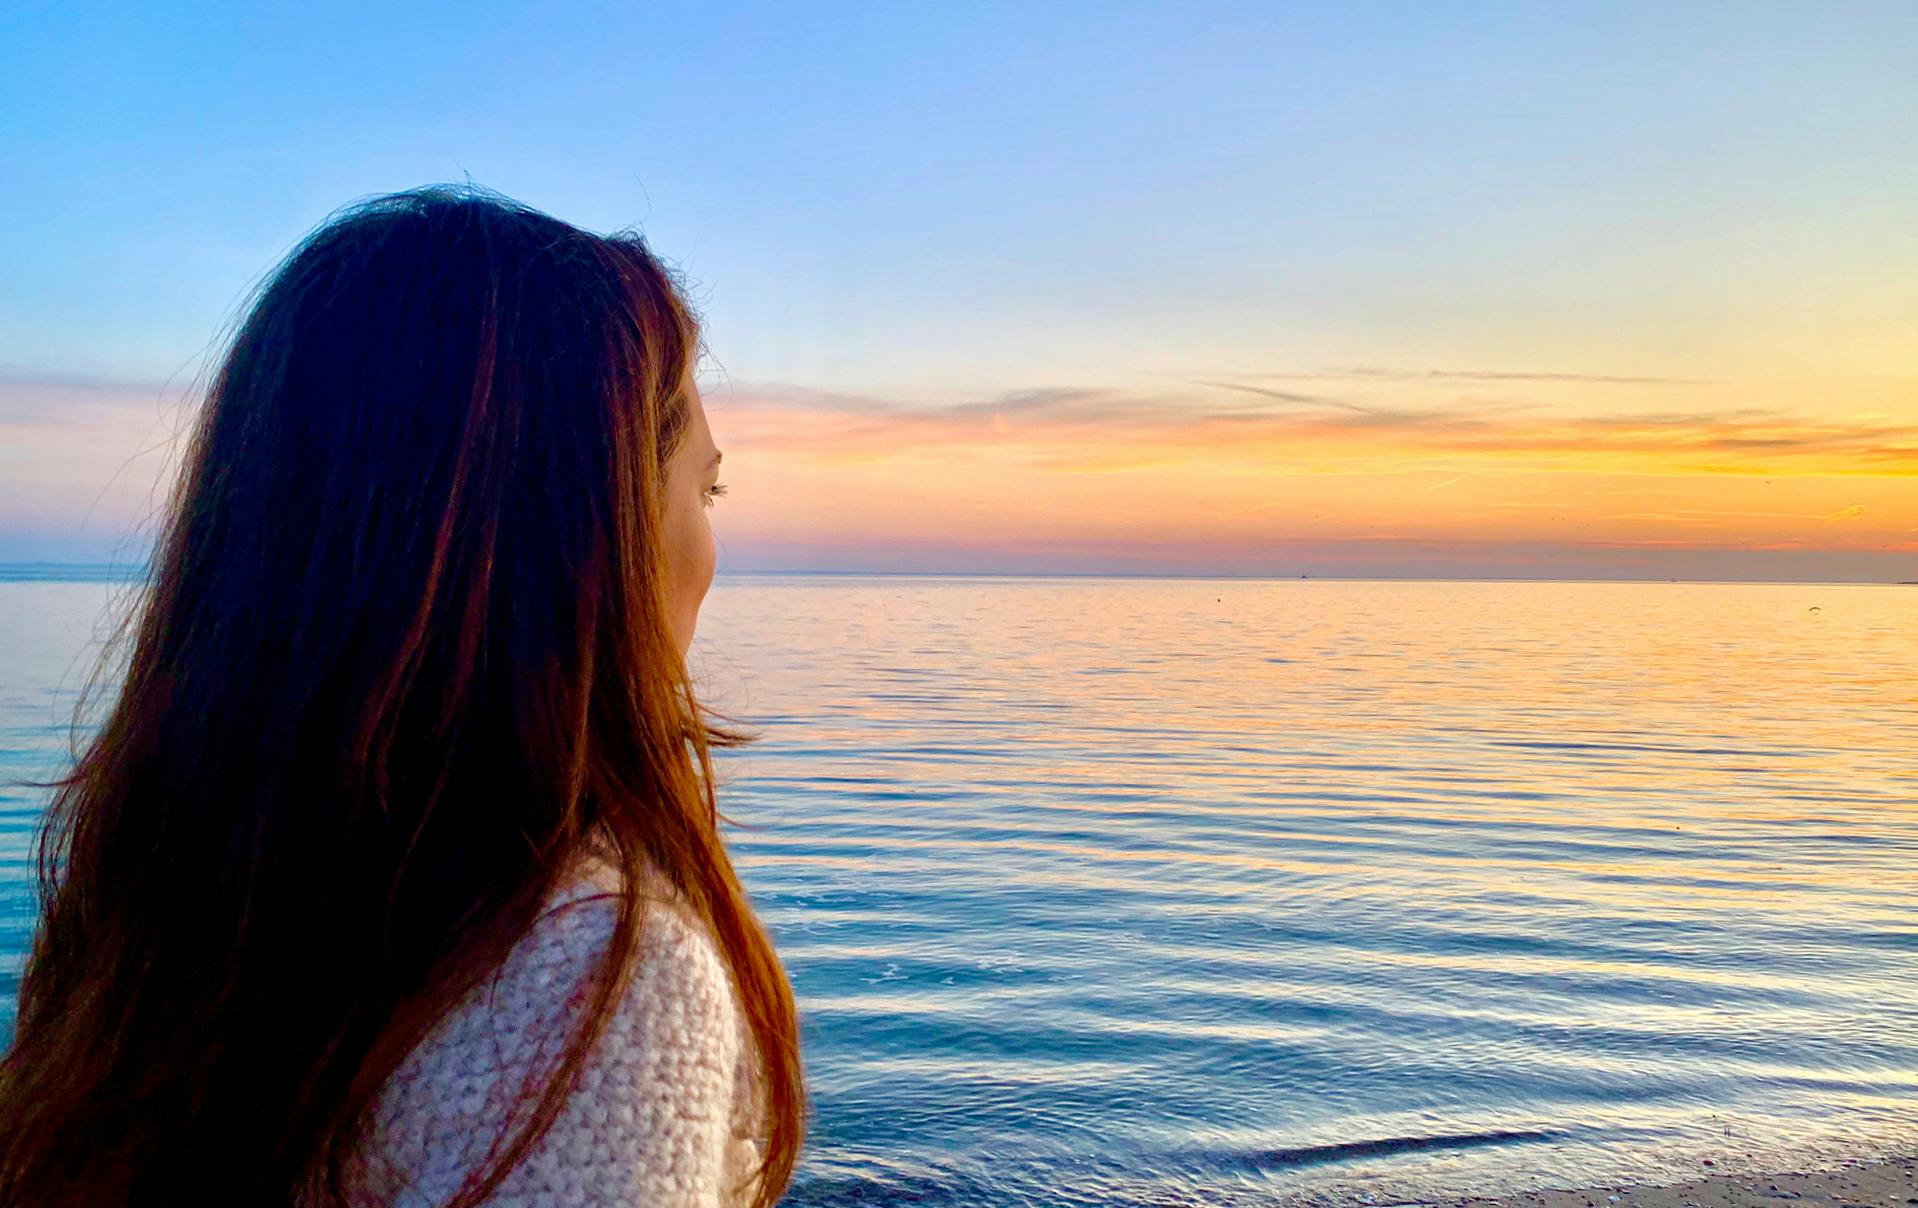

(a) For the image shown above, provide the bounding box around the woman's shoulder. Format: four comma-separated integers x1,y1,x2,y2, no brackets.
346,848,759,1206
534,845,726,991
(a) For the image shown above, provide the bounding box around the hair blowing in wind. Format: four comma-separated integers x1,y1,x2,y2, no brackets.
0,186,806,1206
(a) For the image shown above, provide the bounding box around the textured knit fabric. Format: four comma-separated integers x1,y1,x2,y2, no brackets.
338,850,769,1207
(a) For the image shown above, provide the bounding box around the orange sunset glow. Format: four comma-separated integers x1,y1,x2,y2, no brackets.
702,366,1917,580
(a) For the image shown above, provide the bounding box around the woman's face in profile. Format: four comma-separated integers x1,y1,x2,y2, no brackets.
662,385,722,658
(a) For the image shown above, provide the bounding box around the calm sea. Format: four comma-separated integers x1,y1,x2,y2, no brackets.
3,570,1914,1205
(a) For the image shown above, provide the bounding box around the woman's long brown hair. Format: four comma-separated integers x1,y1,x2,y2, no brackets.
0,185,805,1206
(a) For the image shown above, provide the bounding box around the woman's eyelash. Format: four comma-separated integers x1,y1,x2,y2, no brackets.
702,481,728,507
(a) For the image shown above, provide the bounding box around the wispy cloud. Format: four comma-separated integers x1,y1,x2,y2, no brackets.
1225,366,1715,386
1186,379,1437,420
0,368,197,426
702,377,1918,477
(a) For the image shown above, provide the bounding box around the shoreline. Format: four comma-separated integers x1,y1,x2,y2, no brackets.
1434,1154,1917,1208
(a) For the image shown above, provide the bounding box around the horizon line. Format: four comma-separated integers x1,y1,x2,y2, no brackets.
2,560,1911,588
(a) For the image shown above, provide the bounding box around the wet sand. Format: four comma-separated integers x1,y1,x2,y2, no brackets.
1440,1154,1918,1208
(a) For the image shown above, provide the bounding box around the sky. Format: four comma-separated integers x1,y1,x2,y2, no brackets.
2,2,1914,579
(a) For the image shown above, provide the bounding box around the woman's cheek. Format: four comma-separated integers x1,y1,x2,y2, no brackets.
698,510,717,602
663,495,703,651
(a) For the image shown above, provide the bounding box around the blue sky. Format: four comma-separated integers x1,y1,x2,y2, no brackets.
3,2,1914,575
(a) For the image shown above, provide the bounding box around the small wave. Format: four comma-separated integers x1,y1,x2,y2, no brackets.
1240,1128,1568,1170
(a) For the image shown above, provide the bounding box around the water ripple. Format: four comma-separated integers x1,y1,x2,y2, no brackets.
3,575,1916,1204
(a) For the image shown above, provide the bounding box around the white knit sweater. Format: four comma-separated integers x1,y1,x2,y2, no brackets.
338,851,769,1207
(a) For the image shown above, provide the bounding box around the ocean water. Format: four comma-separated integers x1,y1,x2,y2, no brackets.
3,570,1915,1205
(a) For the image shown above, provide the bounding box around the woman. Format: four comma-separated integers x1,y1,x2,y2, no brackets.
0,186,806,1206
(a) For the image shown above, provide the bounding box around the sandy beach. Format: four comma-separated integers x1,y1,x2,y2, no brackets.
1441,1155,1918,1208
